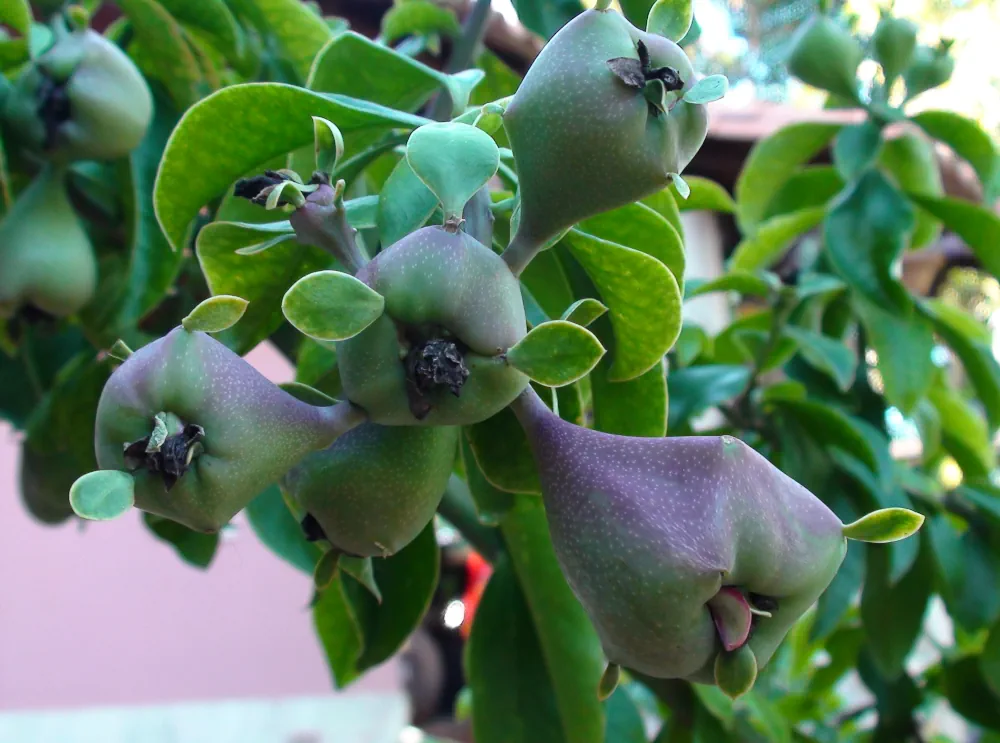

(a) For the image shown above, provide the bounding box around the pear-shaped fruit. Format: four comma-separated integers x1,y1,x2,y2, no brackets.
0,165,96,319
2,28,152,162
785,14,863,101
903,42,955,100
20,444,77,525
503,8,709,256
871,12,918,83
337,225,528,425
510,388,920,687
94,326,364,532
282,422,458,557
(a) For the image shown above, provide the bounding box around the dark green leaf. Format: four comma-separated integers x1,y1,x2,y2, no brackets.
378,157,438,248
281,270,384,342
942,656,1000,729
512,0,584,40
464,408,540,497
687,271,774,299
824,169,914,311
519,247,576,322
144,513,220,568
119,0,203,107
667,364,750,430
461,436,518,524
762,166,844,220
771,399,877,470
911,110,998,194
604,687,646,743
312,573,363,688
727,207,825,273
927,514,1000,632
158,0,245,65
927,381,995,477
246,485,322,575
230,0,332,81
676,176,734,213
908,193,1000,281
832,121,883,181
983,620,1000,699
784,325,857,392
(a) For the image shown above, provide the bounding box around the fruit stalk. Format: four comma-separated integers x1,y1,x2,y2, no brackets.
288,177,370,274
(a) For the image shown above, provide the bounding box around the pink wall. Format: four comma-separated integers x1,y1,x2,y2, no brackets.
0,344,399,712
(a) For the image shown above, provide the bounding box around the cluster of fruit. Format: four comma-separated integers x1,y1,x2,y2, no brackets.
39,2,921,700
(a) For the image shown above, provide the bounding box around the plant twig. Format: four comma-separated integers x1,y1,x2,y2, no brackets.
288,179,369,273
428,0,493,121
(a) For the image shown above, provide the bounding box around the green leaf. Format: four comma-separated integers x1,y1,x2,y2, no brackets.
314,548,340,590
922,298,1000,431
878,131,943,250
406,122,499,220
281,270,385,342
860,534,932,680
642,188,684,238
560,298,608,327
377,157,438,248
468,558,573,743
943,656,1000,730
565,232,681,381
462,435,520,523
784,325,857,392
735,122,842,234
119,0,203,107
247,485,322,575
831,121,883,181
667,364,750,430
687,271,775,299
69,470,135,521
511,0,584,40
181,294,249,333
195,223,331,354
346,523,439,672
927,382,995,478
312,116,343,174
842,508,925,543
155,83,428,252
647,0,693,42
677,176,735,213
911,110,998,194
0,0,30,36
500,497,607,743
812,530,865,641
983,621,1000,699
727,207,825,273
312,572,363,688
853,295,934,415
908,193,1000,280
714,645,757,699
683,75,727,104
381,0,461,43
464,399,542,500
341,556,381,603
823,169,914,311
520,249,576,322
578,202,685,292
506,321,605,387
927,514,1000,632
770,399,878,471
604,687,646,743
232,0,332,81
144,514,220,568
762,166,845,220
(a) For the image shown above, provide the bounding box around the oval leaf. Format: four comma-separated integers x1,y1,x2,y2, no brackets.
155,83,428,251
181,294,249,333
911,110,997,194
560,298,608,327
282,270,385,342
728,207,825,273
314,548,341,591
687,271,775,299
678,176,735,213
506,321,606,387
907,193,1000,280
70,470,136,521
405,122,499,220
843,508,925,543
377,157,438,248
683,74,728,104
647,0,693,42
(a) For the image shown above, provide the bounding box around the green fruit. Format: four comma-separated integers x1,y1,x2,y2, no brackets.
0,165,96,319
785,15,862,101
871,13,918,83
879,132,943,249
95,326,363,532
511,388,862,686
19,444,77,525
337,225,528,425
282,423,459,557
3,28,152,162
903,43,955,100
503,8,709,252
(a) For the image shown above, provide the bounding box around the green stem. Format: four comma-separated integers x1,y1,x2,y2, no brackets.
428,0,493,121
437,474,503,562
501,230,542,278
733,289,796,420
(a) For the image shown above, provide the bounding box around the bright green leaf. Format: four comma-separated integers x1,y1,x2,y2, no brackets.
181,294,249,333
843,508,925,543
911,110,998,194
507,321,605,387
381,0,461,43
312,116,344,174
762,166,844,220
647,0,694,42
687,271,775,299
341,555,381,604
281,270,385,342
677,176,735,213
69,470,135,521
0,0,30,36
560,298,608,327
908,193,1000,280
313,573,363,688
118,0,203,107
927,382,995,478
233,0,332,80
727,207,825,273
406,122,499,220
879,131,943,250
158,0,244,64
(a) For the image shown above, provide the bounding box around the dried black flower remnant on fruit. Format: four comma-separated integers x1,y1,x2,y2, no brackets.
607,41,685,92
407,339,470,397
123,423,205,491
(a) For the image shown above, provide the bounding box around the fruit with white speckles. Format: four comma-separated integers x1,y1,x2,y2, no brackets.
0,165,96,319
94,326,365,532
503,8,709,252
337,225,528,425
510,387,919,693
282,423,459,557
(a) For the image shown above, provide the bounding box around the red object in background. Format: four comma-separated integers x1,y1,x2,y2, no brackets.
460,550,492,640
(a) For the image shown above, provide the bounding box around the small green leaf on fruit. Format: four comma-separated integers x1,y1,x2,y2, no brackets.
473,104,504,135
406,122,499,221
506,321,606,387
714,644,758,699
313,116,345,175
443,69,486,116
647,0,694,42
560,298,609,327
670,173,690,199
108,339,133,362
70,470,135,521
181,295,249,333
683,75,728,104
147,414,169,453
282,271,385,342
843,508,925,543
598,663,620,701
314,548,341,590
341,555,382,603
